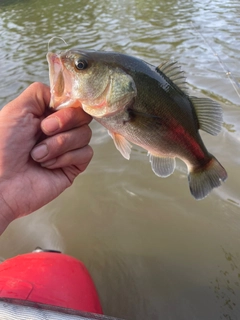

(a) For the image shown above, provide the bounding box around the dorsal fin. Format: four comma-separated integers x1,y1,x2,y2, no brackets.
156,61,188,94
190,96,223,136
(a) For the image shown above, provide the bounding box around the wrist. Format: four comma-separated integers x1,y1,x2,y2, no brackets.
0,187,15,235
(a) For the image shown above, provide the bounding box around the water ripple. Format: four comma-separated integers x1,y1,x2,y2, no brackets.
0,1,240,319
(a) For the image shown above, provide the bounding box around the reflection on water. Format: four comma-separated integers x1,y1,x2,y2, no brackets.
0,0,240,319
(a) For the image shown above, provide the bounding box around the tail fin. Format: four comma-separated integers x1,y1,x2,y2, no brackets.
188,155,227,200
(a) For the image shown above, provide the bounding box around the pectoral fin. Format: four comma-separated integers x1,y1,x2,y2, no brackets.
108,131,132,160
148,153,176,177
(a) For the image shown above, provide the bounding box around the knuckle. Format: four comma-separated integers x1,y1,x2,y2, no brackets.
56,134,68,147
86,145,94,160
30,82,48,91
82,124,92,141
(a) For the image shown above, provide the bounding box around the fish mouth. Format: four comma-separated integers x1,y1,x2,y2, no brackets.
47,52,79,110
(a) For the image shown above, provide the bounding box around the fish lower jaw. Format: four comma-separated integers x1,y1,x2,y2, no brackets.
82,103,107,117
51,99,82,110
82,103,127,119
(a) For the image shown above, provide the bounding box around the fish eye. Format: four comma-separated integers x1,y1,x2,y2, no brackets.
75,59,88,70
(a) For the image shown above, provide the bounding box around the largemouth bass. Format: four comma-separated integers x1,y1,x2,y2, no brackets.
47,49,227,200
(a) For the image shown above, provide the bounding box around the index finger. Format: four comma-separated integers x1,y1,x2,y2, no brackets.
41,107,93,136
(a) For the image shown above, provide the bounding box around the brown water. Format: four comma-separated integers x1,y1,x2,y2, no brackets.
0,0,240,319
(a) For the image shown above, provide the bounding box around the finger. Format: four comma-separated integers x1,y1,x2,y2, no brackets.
41,107,92,136
40,145,93,174
31,124,92,162
3,82,50,116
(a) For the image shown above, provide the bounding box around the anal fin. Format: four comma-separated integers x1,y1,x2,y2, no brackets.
108,131,132,160
148,153,176,177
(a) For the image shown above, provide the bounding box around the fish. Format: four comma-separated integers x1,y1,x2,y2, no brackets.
47,49,227,200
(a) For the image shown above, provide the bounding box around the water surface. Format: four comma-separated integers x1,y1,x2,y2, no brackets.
0,0,240,319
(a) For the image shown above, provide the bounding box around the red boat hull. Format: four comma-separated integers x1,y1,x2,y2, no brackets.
0,251,103,314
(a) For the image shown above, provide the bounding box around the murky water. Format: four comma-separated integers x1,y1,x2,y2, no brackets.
0,0,240,319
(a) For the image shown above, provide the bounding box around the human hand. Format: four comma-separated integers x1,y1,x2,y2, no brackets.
0,82,93,234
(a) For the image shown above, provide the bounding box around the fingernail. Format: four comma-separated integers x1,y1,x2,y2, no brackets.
41,158,57,167
42,117,60,134
31,144,48,160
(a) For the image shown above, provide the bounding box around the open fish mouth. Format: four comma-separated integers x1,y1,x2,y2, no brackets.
47,52,78,110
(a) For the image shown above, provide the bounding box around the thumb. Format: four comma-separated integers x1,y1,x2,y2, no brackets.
3,82,51,117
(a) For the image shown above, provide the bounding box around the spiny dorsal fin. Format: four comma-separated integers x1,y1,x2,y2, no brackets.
190,97,223,136
156,61,188,94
